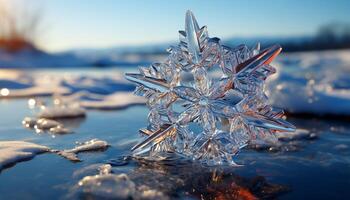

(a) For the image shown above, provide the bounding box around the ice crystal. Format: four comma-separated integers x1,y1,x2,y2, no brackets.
125,11,295,165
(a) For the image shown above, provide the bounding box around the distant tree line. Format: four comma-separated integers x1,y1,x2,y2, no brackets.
282,23,350,52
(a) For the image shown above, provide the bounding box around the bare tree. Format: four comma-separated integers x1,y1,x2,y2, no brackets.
0,0,42,52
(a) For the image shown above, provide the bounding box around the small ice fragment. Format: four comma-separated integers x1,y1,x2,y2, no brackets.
77,173,137,199
0,141,49,170
98,164,112,175
58,139,109,162
37,106,86,119
35,118,62,130
22,117,37,128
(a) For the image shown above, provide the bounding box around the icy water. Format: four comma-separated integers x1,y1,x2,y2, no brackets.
0,67,350,200
0,98,350,199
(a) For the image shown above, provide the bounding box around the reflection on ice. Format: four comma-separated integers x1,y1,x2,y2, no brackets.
70,157,289,200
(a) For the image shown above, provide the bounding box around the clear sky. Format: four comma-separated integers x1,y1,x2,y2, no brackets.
16,0,350,52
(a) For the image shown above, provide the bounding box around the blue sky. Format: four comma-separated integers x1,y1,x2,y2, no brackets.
26,0,350,52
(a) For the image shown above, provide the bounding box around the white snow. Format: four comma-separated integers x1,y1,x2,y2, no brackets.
0,141,50,170
268,49,350,116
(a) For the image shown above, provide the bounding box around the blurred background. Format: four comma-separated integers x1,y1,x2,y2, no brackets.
0,0,349,68
1,0,350,115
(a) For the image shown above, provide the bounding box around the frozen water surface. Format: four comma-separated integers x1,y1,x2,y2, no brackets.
0,61,350,199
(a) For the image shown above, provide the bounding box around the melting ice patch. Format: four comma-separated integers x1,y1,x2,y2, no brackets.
72,164,168,200
58,139,109,162
0,141,49,170
0,139,109,170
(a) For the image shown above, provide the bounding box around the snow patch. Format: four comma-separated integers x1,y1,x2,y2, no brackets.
0,141,49,170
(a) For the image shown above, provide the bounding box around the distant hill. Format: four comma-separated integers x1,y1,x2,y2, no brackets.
1,23,350,68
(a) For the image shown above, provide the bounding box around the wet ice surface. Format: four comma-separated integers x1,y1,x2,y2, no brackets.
0,59,350,199
0,98,350,200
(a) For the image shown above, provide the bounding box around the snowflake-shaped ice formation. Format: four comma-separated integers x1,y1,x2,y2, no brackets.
125,10,295,165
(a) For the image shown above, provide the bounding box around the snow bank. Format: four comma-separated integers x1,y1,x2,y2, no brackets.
0,70,133,98
0,70,145,110
268,50,350,116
